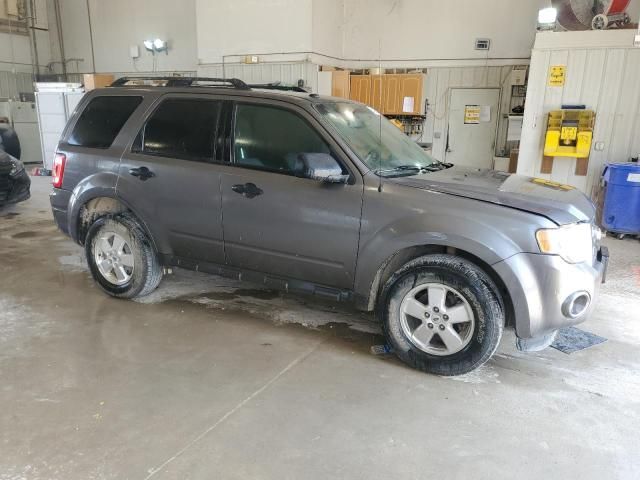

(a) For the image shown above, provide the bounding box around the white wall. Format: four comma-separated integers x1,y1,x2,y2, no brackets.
197,0,313,65
342,0,547,65
518,30,640,194
58,0,198,74
312,0,344,59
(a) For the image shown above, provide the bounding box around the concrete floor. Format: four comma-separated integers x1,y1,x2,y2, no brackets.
2,176,640,480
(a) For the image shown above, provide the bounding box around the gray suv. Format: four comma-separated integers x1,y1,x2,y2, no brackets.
50,77,608,375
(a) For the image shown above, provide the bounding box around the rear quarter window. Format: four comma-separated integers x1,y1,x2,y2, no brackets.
68,96,142,148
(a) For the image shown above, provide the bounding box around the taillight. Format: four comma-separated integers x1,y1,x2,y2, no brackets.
52,153,66,188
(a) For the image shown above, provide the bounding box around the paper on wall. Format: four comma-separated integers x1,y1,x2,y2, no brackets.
464,105,480,124
480,105,491,122
402,96,415,113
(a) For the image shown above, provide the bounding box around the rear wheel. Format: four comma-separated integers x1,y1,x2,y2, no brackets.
381,254,503,376
85,213,163,298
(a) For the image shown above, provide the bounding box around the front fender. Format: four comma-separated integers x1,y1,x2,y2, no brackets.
354,180,554,309
354,213,521,300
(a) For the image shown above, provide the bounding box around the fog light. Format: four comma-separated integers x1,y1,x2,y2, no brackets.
562,291,591,319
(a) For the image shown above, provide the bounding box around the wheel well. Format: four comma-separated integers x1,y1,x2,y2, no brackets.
367,245,515,328
77,197,128,244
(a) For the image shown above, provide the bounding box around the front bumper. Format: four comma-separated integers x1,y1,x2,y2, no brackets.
493,247,608,339
0,170,31,206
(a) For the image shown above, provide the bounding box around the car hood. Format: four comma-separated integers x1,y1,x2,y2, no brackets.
390,166,595,225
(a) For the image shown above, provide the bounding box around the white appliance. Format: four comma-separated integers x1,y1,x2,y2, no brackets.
11,101,42,165
35,88,85,170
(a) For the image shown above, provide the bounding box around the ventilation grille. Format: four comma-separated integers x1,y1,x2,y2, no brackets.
475,38,491,51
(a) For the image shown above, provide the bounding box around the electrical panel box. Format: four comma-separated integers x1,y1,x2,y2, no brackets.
544,109,595,158
511,66,527,86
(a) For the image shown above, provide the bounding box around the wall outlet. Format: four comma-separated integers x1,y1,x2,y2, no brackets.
594,141,605,152
129,45,140,59
244,55,259,64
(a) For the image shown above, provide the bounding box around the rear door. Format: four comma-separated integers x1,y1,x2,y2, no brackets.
117,94,225,264
219,100,363,289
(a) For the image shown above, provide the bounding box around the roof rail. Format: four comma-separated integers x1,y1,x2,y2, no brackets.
109,76,250,90
247,82,308,93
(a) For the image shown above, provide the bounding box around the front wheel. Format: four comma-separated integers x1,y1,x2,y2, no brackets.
381,254,504,376
85,213,163,298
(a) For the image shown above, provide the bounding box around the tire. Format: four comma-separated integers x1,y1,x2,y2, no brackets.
85,213,163,298
380,254,503,376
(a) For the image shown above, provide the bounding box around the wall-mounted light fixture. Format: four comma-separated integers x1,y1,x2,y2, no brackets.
143,38,168,54
537,7,558,30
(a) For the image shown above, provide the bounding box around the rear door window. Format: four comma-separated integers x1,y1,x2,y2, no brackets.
135,98,221,162
68,96,142,148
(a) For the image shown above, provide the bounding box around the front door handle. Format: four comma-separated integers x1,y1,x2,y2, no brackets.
231,182,263,199
129,166,155,181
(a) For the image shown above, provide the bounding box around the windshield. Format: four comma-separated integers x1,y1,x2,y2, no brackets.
315,102,438,176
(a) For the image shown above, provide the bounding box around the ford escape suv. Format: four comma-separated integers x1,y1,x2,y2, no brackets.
50,77,608,376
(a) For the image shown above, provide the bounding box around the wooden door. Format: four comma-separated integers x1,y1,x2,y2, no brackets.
371,75,384,112
331,71,350,99
398,74,423,115
349,76,372,105
383,74,401,114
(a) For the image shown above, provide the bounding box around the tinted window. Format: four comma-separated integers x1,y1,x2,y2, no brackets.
69,96,142,148
138,98,220,161
233,104,331,174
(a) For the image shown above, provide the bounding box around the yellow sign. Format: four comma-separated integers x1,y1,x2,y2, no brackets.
560,126,578,141
549,65,566,87
464,105,481,124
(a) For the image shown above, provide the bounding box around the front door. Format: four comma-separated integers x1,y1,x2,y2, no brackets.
445,88,500,169
118,95,225,263
220,101,363,289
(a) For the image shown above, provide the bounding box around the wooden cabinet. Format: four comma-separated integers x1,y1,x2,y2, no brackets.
348,73,424,115
331,70,350,99
384,74,401,114
398,74,423,115
349,75,372,105
370,75,383,112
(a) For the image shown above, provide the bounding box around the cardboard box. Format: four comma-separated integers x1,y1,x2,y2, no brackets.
83,74,115,91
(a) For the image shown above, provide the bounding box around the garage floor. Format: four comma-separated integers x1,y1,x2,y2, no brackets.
2,176,640,480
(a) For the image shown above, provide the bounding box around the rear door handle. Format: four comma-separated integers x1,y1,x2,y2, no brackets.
231,182,263,199
129,166,155,181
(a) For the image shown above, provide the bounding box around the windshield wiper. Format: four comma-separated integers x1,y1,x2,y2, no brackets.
374,165,423,177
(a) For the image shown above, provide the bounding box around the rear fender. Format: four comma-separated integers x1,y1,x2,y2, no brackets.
67,172,157,252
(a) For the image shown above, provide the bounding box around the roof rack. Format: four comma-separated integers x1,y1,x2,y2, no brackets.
110,76,250,90
247,82,308,93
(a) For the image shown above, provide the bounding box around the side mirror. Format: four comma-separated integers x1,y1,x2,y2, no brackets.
294,153,349,184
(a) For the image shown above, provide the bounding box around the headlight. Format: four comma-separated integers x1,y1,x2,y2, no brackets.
536,223,593,264
9,158,24,177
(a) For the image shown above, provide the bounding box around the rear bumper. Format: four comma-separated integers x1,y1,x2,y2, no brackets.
0,170,30,206
494,247,608,339
50,187,72,236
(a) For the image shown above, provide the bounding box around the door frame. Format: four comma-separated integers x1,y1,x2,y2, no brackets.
445,87,502,169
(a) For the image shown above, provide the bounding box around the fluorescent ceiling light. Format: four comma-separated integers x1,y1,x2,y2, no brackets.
538,7,557,24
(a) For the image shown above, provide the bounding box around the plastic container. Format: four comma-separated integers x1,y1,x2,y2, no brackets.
602,162,640,235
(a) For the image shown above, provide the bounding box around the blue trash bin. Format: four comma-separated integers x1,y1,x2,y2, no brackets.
602,162,640,235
